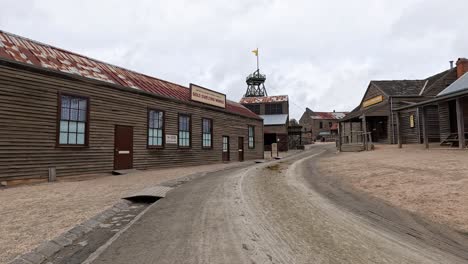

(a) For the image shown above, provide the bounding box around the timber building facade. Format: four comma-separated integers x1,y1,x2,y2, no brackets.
394,58,468,149
340,66,457,145
0,31,264,182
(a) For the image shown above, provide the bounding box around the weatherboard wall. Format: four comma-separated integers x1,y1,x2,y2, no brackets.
0,63,264,181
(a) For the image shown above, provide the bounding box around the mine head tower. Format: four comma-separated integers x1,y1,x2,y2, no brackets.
244,49,267,97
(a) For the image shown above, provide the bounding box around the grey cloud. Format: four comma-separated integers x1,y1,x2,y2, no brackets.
1,0,467,118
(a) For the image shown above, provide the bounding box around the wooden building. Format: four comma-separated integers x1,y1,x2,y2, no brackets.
340,67,457,145
0,31,264,182
240,95,289,151
299,108,348,143
394,58,468,149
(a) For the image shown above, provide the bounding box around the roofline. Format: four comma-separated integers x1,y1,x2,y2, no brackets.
0,57,263,121
0,29,197,93
394,88,468,111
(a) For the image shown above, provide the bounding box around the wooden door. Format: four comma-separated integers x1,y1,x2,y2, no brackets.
222,136,230,161
238,137,244,162
114,125,133,170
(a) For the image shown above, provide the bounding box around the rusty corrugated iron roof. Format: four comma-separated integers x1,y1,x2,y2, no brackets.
239,95,288,104
0,30,259,119
309,112,348,120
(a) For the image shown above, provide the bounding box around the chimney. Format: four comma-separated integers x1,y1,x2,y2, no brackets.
450,60,454,69
456,58,468,78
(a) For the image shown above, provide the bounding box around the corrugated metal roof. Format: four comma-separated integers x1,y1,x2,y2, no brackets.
310,112,348,120
240,95,288,104
0,30,259,119
437,72,468,96
259,114,288,125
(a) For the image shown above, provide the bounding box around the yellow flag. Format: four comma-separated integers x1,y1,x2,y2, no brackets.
252,48,258,56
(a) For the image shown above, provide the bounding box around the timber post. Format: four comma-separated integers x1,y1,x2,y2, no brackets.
338,122,342,152
396,111,402,148
421,106,429,149
362,115,368,150
456,98,465,149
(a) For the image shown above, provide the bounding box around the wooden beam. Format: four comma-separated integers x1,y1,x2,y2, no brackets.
338,122,342,152
350,121,353,143
456,98,465,149
421,107,429,149
396,111,402,148
362,115,368,150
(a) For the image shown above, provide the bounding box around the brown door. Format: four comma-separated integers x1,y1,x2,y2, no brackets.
238,137,244,162
222,136,230,161
114,125,133,170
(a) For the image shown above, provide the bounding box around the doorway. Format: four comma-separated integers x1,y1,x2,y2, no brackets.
222,136,230,162
238,137,244,162
114,125,133,170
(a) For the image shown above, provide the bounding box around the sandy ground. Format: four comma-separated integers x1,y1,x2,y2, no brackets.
318,144,468,234
0,161,246,263
91,146,466,264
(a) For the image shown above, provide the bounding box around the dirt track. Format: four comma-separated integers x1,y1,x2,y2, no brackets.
90,144,468,264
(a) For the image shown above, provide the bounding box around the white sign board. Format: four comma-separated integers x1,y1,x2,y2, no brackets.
271,143,278,158
190,83,226,109
166,134,178,144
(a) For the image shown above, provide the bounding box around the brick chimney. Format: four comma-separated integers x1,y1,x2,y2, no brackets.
456,58,468,78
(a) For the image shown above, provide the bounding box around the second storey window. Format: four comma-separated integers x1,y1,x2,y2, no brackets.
202,118,213,148
59,94,88,146
319,121,323,129
178,114,191,147
148,110,164,147
265,103,283,114
245,104,260,114
248,126,255,149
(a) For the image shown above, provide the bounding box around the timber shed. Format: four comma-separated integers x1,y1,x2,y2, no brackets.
394,58,468,149
0,31,264,182
340,66,457,145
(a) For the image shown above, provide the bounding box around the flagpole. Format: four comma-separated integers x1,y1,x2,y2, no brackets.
257,48,259,72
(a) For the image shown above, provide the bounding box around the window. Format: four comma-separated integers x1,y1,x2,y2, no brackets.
223,136,229,152
329,122,333,128
409,114,415,128
319,121,323,129
248,126,255,149
148,109,164,147
245,104,260,114
265,103,283,114
178,114,191,147
202,118,213,148
58,94,88,146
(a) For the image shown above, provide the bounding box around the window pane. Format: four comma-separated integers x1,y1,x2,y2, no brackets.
149,129,154,137
60,121,69,132
79,99,87,111
59,132,68,144
68,133,77,144
69,121,77,133
70,109,79,120
61,96,70,109
78,110,87,122
77,122,85,133
77,133,85,144
61,107,70,120
71,98,79,109
156,137,162,146
148,137,152,146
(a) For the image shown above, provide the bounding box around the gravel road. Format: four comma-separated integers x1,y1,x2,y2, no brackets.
90,144,468,264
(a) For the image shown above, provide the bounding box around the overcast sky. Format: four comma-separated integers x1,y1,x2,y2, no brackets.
1,0,467,119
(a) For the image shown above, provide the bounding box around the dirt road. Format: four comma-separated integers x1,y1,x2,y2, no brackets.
90,144,468,264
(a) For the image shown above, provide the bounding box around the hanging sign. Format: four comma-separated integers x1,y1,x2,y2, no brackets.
190,83,226,109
